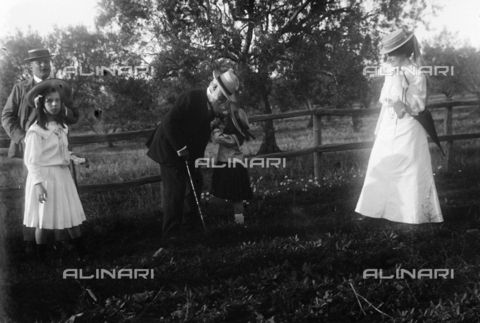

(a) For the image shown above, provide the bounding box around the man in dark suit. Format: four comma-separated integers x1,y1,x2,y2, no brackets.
1,48,79,254
147,69,240,239
2,48,78,157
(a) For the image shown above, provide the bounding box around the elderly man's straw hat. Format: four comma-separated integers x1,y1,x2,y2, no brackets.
24,48,55,61
213,69,239,102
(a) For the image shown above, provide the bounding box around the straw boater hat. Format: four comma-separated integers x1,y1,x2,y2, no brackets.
230,102,255,140
379,29,414,55
26,79,72,108
213,69,239,102
24,48,55,61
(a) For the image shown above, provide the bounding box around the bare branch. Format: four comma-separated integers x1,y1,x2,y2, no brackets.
237,0,255,59
268,2,289,15
301,6,352,31
280,0,313,33
219,49,240,63
202,0,215,37
231,16,256,23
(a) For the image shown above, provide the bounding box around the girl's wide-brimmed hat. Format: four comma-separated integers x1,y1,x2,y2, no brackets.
213,69,239,102
230,102,255,140
26,79,72,108
380,29,414,55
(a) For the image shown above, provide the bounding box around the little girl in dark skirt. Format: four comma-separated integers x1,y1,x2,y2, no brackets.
211,103,255,224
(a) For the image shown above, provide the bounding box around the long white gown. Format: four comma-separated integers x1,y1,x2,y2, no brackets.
355,59,443,224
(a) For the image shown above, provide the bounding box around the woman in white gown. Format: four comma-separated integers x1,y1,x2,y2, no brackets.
355,29,443,224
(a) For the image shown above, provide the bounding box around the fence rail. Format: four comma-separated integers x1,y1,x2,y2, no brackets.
1,100,478,149
1,100,479,197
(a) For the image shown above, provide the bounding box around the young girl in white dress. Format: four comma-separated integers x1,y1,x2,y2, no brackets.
355,30,443,224
24,80,87,261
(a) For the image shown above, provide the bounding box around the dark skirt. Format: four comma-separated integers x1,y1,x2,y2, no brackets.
211,161,253,201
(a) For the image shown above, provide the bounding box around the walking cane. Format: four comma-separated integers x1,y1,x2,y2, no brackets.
185,159,207,234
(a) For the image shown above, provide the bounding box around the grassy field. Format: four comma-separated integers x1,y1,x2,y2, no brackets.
1,100,480,322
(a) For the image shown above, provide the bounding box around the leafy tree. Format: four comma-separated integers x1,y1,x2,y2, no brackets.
0,25,158,141
454,47,480,101
45,26,158,138
0,29,44,109
96,0,429,153
92,76,158,133
422,28,465,100
0,30,44,136
271,26,376,130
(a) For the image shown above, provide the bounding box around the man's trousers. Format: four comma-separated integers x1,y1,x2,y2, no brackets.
160,160,203,239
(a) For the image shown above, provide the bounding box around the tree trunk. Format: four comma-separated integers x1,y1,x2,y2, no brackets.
257,94,281,155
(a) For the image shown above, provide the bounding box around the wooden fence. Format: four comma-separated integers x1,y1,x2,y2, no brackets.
1,100,479,197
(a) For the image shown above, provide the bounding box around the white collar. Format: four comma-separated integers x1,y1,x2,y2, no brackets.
33,75,50,84
28,121,68,139
206,87,214,104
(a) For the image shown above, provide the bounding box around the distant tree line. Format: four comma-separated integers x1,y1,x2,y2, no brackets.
1,1,478,152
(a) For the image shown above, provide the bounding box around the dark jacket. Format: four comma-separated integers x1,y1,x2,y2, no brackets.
1,78,79,158
146,89,215,166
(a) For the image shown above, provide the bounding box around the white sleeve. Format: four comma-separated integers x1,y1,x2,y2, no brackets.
378,76,389,105
375,77,390,136
211,129,238,147
374,105,386,136
403,73,426,115
24,132,44,185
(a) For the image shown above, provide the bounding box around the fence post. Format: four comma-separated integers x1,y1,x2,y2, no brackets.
443,103,453,171
313,112,323,183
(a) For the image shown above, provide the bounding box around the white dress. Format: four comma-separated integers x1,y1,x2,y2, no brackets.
355,60,443,224
23,121,86,229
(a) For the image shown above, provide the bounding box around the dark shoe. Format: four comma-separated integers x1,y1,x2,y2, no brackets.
36,244,47,263
153,246,172,257
354,214,366,221
61,240,76,251
53,240,75,252
182,212,203,229
72,237,87,259
25,241,36,256
180,222,199,232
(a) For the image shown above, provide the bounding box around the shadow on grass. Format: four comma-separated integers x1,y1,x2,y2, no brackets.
2,168,480,322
